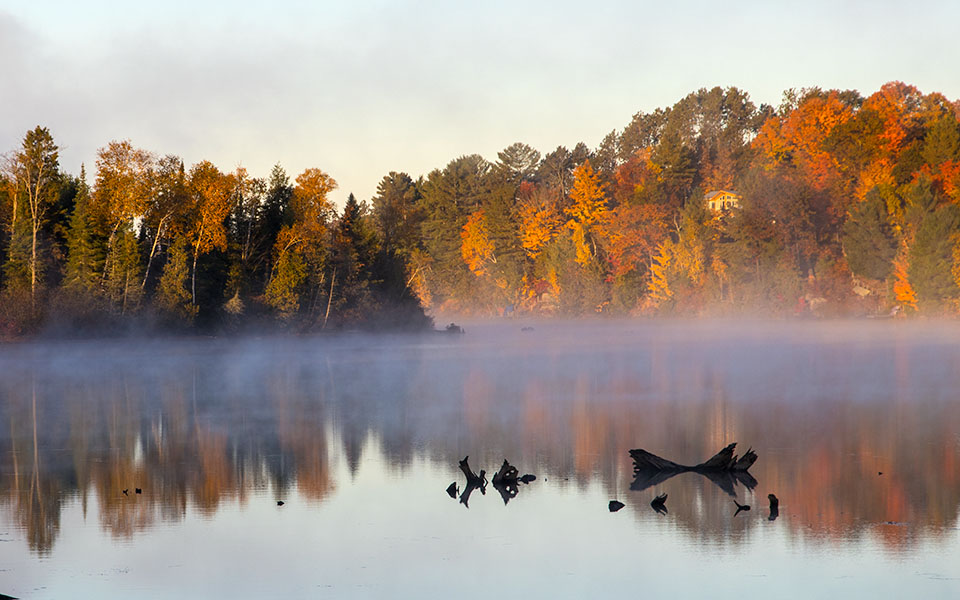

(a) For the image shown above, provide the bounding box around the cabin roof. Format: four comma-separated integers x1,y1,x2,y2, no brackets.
704,190,740,201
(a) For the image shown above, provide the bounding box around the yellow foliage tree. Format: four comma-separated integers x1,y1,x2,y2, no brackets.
460,209,496,277
564,160,608,265
647,240,674,305
646,235,706,310
263,168,337,320
94,140,155,289
187,161,234,305
264,227,307,319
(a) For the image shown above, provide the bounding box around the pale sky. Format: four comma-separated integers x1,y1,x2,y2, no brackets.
2,0,959,207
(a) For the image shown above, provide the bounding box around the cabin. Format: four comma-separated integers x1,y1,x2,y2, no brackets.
705,190,741,212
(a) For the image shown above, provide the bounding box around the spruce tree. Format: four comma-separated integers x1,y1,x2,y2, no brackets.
63,165,103,293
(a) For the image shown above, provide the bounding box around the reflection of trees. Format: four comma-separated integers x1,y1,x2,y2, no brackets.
0,343,339,553
1,328,960,554
3,383,64,555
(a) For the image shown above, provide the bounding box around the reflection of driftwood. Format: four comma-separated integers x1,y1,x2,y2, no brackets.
651,493,668,515
493,480,519,504
629,443,758,497
459,480,485,508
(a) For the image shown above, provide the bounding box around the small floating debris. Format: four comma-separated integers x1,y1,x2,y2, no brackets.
122,489,129,496
135,488,142,494
277,501,285,506
521,326,534,332
446,482,459,498
733,500,751,516
608,500,625,512
768,494,779,521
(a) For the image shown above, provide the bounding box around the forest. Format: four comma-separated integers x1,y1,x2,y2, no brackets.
2,81,960,337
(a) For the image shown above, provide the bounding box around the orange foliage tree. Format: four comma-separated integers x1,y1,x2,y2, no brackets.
596,202,670,277
754,92,852,192
517,183,563,259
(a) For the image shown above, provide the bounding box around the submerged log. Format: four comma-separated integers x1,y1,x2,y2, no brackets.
629,443,758,496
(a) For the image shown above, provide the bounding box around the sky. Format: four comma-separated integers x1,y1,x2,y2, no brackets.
2,0,959,207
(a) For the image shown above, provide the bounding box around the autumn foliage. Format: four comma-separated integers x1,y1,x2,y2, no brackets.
4,81,960,334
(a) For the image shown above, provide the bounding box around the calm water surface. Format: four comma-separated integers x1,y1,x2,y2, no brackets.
1,320,959,598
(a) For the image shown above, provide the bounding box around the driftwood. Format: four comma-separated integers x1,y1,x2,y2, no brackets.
630,442,756,472
459,456,487,487
457,456,487,508
768,494,779,521
491,459,536,505
608,500,625,512
491,459,519,485
450,457,535,507
629,443,758,496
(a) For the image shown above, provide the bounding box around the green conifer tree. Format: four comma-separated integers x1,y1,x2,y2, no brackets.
156,236,197,324
63,165,103,293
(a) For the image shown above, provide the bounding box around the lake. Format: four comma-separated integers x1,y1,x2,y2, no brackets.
1,320,959,598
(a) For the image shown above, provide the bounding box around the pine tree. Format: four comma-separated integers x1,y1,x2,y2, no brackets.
841,192,897,281
64,165,103,294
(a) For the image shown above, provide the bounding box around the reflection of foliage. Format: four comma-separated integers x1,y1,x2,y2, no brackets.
3,329,960,554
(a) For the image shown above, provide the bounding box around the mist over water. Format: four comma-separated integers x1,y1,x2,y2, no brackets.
1,321,959,598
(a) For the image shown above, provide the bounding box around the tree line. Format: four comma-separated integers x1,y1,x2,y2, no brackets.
0,137,428,336
2,81,960,336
